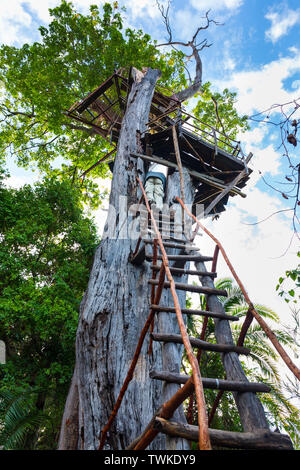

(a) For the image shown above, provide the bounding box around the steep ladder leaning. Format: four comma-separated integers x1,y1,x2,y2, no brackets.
128,189,292,450
98,178,293,451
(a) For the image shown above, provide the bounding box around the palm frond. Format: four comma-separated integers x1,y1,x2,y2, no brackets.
0,389,48,450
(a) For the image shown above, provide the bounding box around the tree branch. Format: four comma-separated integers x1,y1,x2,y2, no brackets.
155,2,221,102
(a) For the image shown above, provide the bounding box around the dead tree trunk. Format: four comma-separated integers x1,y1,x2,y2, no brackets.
58,68,194,450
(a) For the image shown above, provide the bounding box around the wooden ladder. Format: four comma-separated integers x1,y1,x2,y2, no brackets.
99,185,294,451
128,201,293,450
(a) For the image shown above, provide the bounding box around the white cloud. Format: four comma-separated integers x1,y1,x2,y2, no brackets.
195,187,298,325
173,8,201,41
0,1,108,45
0,0,162,46
216,48,300,116
291,79,300,89
0,1,32,45
213,49,300,181
123,0,160,20
190,0,243,12
265,5,300,43
240,126,281,182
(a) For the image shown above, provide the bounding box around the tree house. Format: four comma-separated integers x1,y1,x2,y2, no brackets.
66,69,252,218
60,69,294,451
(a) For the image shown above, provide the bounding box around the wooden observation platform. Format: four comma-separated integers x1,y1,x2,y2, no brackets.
66,69,252,217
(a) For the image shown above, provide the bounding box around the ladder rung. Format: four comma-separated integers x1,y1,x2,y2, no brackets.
149,370,271,392
141,231,188,243
139,208,175,222
150,304,238,321
146,254,213,262
154,417,294,450
148,279,227,296
150,265,217,278
167,235,190,244
144,239,199,251
140,218,182,228
151,333,250,355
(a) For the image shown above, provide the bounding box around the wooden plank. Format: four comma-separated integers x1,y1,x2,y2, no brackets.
146,254,213,262
179,126,248,172
149,125,250,173
138,208,175,221
148,279,227,296
149,370,271,393
114,75,125,111
131,153,246,197
141,229,188,244
144,239,199,251
151,333,250,355
143,220,183,228
76,74,114,114
154,418,294,450
150,304,239,321
150,265,217,278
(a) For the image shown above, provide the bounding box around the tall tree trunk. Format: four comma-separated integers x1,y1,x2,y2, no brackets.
58,68,194,450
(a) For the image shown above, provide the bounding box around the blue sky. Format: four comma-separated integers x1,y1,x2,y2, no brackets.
1,1,299,376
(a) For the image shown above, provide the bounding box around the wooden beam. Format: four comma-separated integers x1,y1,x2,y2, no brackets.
149,370,271,393
204,152,253,216
144,239,199,251
148,279,228,296
146,254,213,262
150,304,239,321
138,208,175,221
154,418,294,450
151,333,250,355
131,152,246,197
150,265,217,278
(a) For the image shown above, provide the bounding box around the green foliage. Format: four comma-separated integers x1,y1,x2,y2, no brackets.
276,252,300,304
192,82,250,153
0,389,48,449
0,1,186,207
0,177,99,449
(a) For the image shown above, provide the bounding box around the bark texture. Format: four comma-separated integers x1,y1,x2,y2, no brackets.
59,69,195,450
